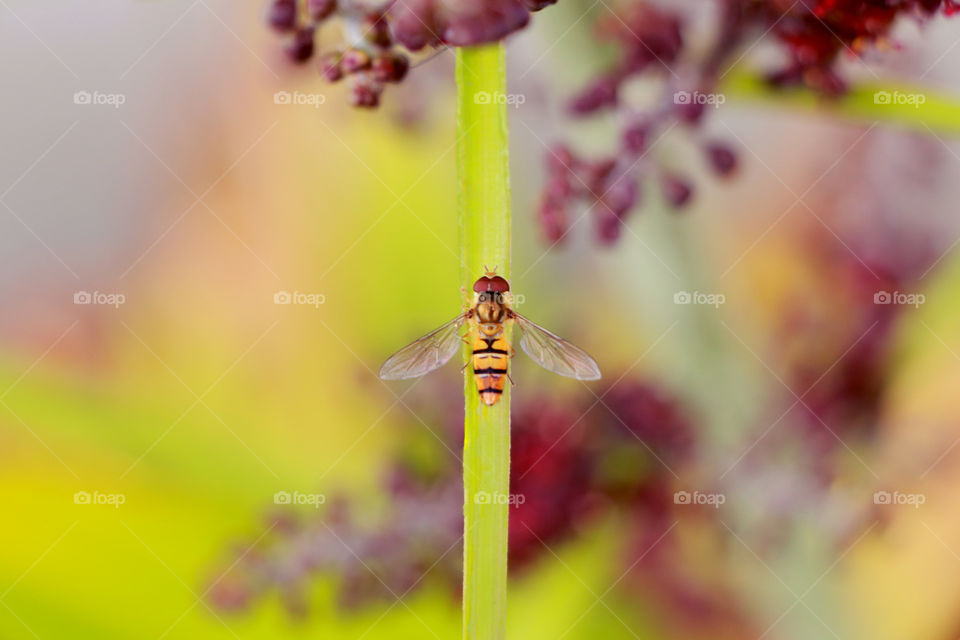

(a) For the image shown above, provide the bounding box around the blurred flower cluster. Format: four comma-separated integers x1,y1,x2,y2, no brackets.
208,380,753,632
267,0,554,106
718,131,951,558
265,0,956,244
541,0,959,245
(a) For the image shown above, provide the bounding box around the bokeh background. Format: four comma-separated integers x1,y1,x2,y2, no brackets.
3,1,960,638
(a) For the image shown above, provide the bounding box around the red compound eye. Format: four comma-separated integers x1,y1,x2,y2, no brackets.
473,275,510,293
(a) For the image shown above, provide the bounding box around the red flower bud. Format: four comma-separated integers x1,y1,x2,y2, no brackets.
267,0,297,32
349,78,383,108
705,142,737,177
371,53,410,83
284,28,315,63
318,51,344,82
307,0,336,22
661,174,693,209
341,48,371,73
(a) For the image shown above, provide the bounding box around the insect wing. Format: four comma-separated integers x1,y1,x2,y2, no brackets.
379,313,468,380
513,312,601,380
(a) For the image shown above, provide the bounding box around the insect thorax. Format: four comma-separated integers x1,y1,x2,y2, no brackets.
475,299,506,325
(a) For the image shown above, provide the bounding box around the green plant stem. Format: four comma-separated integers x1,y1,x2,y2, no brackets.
723,70,960,135
457,43,511,640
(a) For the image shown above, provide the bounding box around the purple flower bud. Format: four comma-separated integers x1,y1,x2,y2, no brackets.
364,11,393,48
661,173,693,209
592,174,638,244
674,99,704,124
522,0,557,10
582,158,616,197
546,175,573,201
349,78,383,108
341,48,371,74
284,28,315,63
371,53,409,83
267,0,298,32
318,51,344,82
568,75,618,115
389,0,439,51
546,145,576,174
307,0,336,22
595,212,623,245
598,4,683,69
442,0,530,47
622,123,649,155
603,178,639,217
705,142,736,177
539,200,568,243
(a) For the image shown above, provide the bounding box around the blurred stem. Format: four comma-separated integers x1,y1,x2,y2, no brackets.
457,44,511,640
724,70,960,135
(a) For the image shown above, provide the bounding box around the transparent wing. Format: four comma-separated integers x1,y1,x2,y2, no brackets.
379,313,468,380
512,312,601,380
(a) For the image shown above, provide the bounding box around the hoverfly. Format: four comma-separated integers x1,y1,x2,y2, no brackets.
379,271,601,405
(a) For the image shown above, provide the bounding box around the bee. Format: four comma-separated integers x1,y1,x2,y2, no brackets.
379,271,601,405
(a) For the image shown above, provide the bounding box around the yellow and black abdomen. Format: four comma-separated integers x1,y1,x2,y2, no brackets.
471,335,509,406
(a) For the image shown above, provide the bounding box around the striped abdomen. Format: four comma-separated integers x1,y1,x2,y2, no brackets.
472,334,508,406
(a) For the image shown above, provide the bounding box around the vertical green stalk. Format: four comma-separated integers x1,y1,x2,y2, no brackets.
457,44,511,640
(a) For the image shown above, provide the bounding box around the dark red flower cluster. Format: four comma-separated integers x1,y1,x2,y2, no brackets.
538,0,957,245
768,0,958,93
266,0,555,107
780,235,936,457
208,380,712,620
540,2,743,245
269,0,411,107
